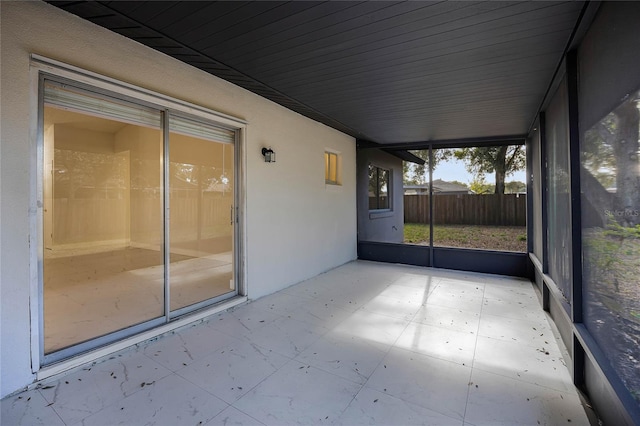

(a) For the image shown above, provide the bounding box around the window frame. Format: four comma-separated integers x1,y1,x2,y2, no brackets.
368,164,391,211
324,150,341,186
30,55,248,368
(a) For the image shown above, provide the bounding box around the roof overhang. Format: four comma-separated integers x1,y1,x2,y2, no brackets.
47,1,590,146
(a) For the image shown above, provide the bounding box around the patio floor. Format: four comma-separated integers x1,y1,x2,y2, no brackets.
1,260,590,425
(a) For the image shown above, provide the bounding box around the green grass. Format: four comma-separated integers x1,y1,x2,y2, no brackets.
404,223,527,252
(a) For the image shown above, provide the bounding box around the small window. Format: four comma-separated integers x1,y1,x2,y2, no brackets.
325,151,341,185
368,164,390,210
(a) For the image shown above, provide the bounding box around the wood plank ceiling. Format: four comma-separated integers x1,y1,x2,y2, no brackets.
47,1,585,146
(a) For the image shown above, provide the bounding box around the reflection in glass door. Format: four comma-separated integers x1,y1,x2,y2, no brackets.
42,82,164,354
168,117,236,312
41,79,239,361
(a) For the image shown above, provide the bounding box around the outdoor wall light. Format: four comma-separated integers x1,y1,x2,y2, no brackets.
262,147,276,163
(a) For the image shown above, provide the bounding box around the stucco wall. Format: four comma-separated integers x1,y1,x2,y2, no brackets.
356,150,404,243
0,1,356,398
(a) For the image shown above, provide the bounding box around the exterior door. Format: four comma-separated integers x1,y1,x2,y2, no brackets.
41,78,239,363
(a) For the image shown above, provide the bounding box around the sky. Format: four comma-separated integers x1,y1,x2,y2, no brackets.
431,157,526,185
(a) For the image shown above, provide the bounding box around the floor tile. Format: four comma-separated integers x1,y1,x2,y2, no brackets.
239,315,328,358
360,294,422,321
436,269,489,282
295,333,388,385
38,350,172,425
233,360,362,425
426,286,484,311
0,389,65,426
306,292,366,314
365,347,472,421
279,272,362,301
325,287,381,312
465,369,590,425
2,261,590,426
141,323,241,372
437,278,486,292
395,322,477,366
390,272,439,291
247,292,307,316
378,284,432,305
177,339,290,404
331,310,410,346
206,406,265,426
481,296,544,322
334,387,463,426
412,303,480,334
210,307,282,339
473,336,572,392
477,313,556,349
284,297,354,329
77,374,228,426
482,279,539,302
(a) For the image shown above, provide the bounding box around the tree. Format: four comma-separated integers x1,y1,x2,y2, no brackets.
505,181,527,194
449,180,469,188
469,176,494,194
403,150,429,185
583,95,640,226
402,149,452,185
453,145,525,194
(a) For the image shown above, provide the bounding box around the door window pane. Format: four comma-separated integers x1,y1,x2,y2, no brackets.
403,150,431,245
546,77,572,304
43,84,163,353
169,117,235,311
531,127,543,259
369,165,390,210
428,147,527,252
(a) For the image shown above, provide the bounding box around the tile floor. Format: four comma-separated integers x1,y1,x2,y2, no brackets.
1,261,591,425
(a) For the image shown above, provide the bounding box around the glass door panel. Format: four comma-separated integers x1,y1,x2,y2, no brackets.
403,150,431,246
431,146,527,252
168,124,235,312
41,80,240,360
43,87,164,354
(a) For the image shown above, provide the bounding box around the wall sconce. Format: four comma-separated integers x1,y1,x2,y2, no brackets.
262,147,276,163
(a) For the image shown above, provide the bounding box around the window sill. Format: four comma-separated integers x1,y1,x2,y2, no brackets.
369,210,393,219
325,183,342,192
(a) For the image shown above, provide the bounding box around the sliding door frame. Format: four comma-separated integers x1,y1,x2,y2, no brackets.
30,55,247,367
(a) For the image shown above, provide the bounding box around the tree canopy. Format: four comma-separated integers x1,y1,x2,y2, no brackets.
402,149,450,185
402,145,526,194
582,94,640,226
453,145,525,194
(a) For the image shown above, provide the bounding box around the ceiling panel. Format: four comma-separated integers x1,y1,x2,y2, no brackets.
262,7,579,86
47,0,586,145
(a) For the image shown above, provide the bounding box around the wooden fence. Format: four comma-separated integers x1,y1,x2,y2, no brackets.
404,194,526,226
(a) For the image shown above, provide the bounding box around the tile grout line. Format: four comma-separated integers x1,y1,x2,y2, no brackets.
34,387,67,426
462,277,488,424
314,275,434,423
177,337,294,423
226,273,484,424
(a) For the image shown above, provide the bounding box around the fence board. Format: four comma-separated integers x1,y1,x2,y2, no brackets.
404,194,526,226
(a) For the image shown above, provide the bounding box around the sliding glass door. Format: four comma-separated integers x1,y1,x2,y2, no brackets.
168,116,236,313
41,78,239,362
